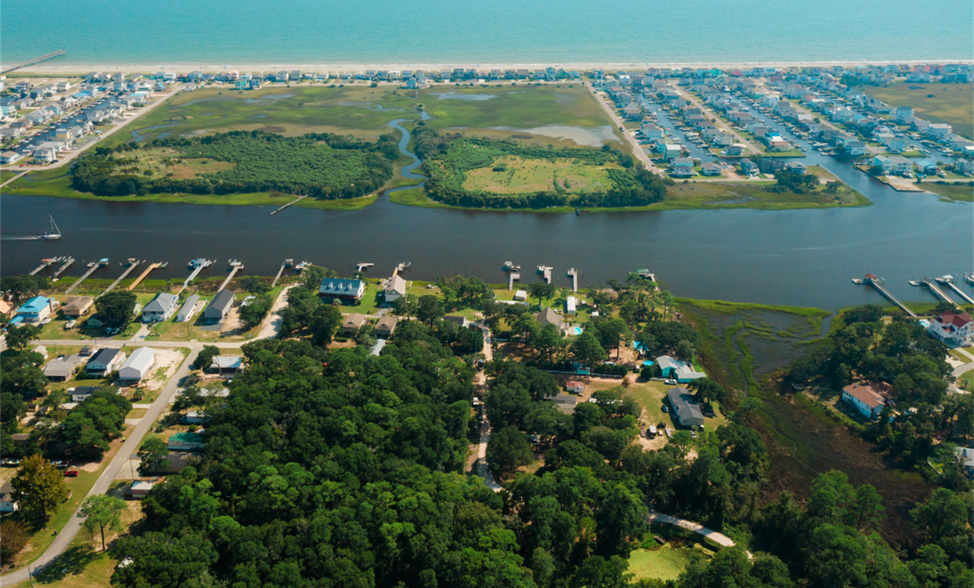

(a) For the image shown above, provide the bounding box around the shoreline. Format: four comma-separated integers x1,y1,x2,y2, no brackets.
7,58,974,75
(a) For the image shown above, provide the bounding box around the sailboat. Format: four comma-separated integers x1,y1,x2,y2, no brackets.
1,215,61,241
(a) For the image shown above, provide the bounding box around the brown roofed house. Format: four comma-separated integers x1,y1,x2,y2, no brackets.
535,307,564,329
375,315,399,338
62,296,95,318
342,313,369,335
841,382,888,420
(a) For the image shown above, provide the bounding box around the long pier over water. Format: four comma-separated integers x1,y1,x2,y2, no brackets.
860,274,917,318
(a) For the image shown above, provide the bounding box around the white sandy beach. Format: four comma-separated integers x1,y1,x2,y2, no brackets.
8,58,973,76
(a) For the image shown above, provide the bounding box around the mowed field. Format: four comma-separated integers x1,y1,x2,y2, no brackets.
463,155,616,194
866,83,973,139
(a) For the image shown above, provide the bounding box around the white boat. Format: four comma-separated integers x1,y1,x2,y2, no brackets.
1,215,61,241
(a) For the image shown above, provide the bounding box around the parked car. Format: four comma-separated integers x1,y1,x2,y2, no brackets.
64,469,79,477
664,379,677,385
661,405,668,413
40,318,52,325
51,460,67,469
64,320,76,329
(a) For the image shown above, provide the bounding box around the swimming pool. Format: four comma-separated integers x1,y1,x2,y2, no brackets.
573,326,583,335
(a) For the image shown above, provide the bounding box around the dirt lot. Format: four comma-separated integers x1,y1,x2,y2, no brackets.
143,348,187,391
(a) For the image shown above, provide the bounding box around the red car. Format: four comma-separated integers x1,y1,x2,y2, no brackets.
64,469,79,477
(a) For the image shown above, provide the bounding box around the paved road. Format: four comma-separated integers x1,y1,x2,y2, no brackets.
645,511,741,550
587,83,664,177
256,286,295,340
0,348,199,586
669,84,761,155
473,323,502,492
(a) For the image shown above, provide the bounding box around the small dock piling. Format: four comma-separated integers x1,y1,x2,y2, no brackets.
101,259,141,297
567,268,578,292
65,261,99,294
859,274,916,317
128,262,162,291
269,195,308,215
52,256,75,279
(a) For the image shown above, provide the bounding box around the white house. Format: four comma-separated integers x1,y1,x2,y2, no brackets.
893,106,914,122
566,296,577,314
383,275,407,303
927,311,972,345
565,380,585,394
841,382,886,420
667,387,705,428
0,482,18,513
889,156,913,175
118,347,155,382
0,151,22,164
86,348,126,377
142,293,178,323
671,157,694,177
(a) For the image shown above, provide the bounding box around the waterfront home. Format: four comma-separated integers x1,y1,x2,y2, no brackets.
640,122,664,140
841,382,887,420
566,296,577,314
954,447,974,478
119,347,155,382
666,387,705,428
662,144,681,160
623,104,642,120
535,307,564,329
43,355,83,381
62,296,94,319
784,161,807,175
656,355,706,383
142,293,179,323
877,133,908,152
844,140,866,156
670,157,694,177
740,159,758,175
0,151,22,164
927,311,972,346
383,275,407,303
209,356,244,374
86,348,126,377
235,80,249,90
888,156,913,176
168,431,205,451
708,131,733,147
726,144,746,156
893,106,914,122
319,278,365,304
342,313,369,335
375,316,398,338
701,162,722,176
275,71,289,82
955,159,974,176
926,123,952,139
16,296,53,323
175,294,200,322
204,290,234,323
873,155,892,174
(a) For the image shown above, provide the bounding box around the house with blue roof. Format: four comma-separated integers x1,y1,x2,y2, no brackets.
16,296,53,323
656,355,707,383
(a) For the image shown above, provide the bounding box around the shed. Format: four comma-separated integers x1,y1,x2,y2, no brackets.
175,294,200,322
514,290,528,301
130,480,155,498
444,315,469,329
118,347,155,382
204,290,234,323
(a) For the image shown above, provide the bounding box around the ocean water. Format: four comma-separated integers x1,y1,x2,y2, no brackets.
2,0,971,66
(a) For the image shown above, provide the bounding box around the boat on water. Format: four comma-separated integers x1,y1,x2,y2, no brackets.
294,261,308,272
934,275,955,284
158,262,169,268
851,278,863,284
503,261,521,271
99,258,110,266
909,280,921,287
1,215,61,241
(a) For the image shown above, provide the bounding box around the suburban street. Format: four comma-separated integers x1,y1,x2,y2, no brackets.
587,82,664,176
668,83,761,154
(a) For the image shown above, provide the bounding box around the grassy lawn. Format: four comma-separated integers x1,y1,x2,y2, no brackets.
865,83,973,139
463,156,617,194
628,543,711,582
920,181,974,202
591,378,729,433
957,371,973,392
1,169,24,183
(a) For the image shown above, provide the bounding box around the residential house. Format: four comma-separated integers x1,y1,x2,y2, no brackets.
203,290,234,323
656,355,707,383
375,316,399,338
926,123,952,139
168,431,206,451
0,151,22,164
726,144,747,157
566,380,585,394
183,410,208,425
671,157,694,177
551,394,579,415
893,106,914,122
16,296,53,323
319,278,366,304
444,315,469,329
640,122,664,141
927,311,972,345
342,313,369,335
33,146,56,163
889,156,914,175
662,144,681,160
844,140,866,156
535,307,564,329
623,104,642,120
841,382,887,419
43,355,83,381
142,293,178,322
701,162,722,176
873,155,892,174
954,447,974,478
383,275,407,303
877,133,908,152
0,481,18,513
784,161,807,175
86,348,126,377
209,356,244,374
130,480,156,498
118,347,155,382
175,294,200,322
740,159,758,175
69,385,103,403
955,159,973,176
666,387,705,428
61,296,94,319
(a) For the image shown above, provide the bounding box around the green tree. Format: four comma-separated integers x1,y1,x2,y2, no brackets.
1,275,49,301
238,294,272,325
95,291,137,328
738,397,763,424
512,313,541,344
487,426,534,478
11,454,70,528
846,484,885,531
592,318,631,359
417,294,444,326
0,520,30,564
309,304,342,346
527,282,557,308
238,276,271,295
392,293,417,318
910,488,971,562
138,437,171,475
570,331,606,367
531,323,564,364
5,324,40,351
675,339,696,363
686,378,727,405
79,494,127,550
194,345,221,370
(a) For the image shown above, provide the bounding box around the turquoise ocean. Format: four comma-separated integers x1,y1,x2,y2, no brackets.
2,0,972,66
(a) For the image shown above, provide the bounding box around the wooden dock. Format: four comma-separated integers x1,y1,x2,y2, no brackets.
271,260,291,288
861,275,916,317
935,276,974,305
219,260,244,291
176,259,214,295
392,262,411,277
567,268,579,292
921,278,956,306
508,272,520,291
101,259,141,297
52,256,75,279
65,262,99,294
269,195,307,215
29,257,61,276
356,262,374,272
537,265,553,284
128,262,161,291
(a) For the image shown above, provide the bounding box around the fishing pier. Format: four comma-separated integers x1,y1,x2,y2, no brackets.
269,195,307,215
393,262,411,277
857,274,916,317
567,268,579,292
65,261,100,294
921,278,956,306
935,276,974,305
219,260,245,291
271,259,293,288
101,259,141,297
176,259,215,295
128,262,163,291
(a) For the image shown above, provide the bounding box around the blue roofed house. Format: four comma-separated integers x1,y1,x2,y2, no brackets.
656,355,707,383
319,278,366,304
16,296,53,323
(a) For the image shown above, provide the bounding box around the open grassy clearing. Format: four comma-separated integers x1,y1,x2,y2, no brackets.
919,181,974,202
102,147,236,179
628,541,713,582
865,83,973,139
463,155,616,194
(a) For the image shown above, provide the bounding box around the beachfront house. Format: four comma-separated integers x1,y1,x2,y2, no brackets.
666,387,705,428
118,347,156,382
142,293,178,323
86,348,126,377
841,382,887,420
204,290,234,324
927,311,972,346
656,355,707,383
319,278,365,304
